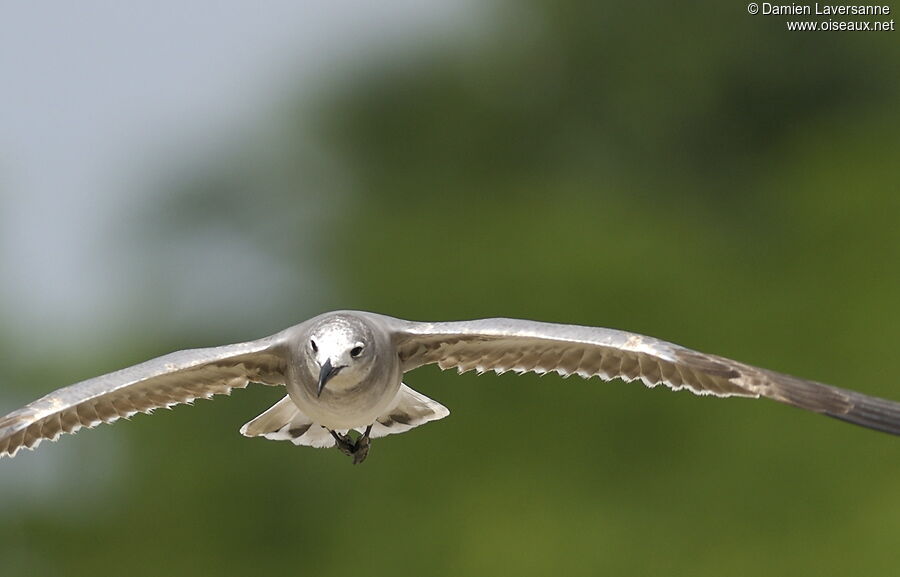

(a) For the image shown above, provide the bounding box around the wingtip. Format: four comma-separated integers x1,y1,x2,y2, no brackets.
825,390,900,437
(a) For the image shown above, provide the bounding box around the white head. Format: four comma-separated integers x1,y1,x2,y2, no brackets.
305,314,377,395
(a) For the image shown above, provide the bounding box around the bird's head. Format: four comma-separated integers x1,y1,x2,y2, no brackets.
305,314,376,396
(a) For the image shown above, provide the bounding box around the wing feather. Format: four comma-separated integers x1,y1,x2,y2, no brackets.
392,317,900,435
0,334,289,458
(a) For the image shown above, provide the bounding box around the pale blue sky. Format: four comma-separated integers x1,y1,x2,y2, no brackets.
0,1,476,348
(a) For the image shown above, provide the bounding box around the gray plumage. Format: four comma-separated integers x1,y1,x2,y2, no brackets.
2,310,899,461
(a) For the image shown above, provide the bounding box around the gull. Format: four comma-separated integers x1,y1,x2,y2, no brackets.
1,311,899,464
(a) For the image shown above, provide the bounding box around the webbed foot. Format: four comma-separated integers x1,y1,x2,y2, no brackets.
330,430,356,457
351,435,370,465
329,425,373,465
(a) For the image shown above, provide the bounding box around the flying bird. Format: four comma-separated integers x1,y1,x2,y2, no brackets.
2,311,899,464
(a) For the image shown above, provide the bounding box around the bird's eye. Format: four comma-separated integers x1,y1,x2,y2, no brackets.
350,345,364,358
310,339,318,352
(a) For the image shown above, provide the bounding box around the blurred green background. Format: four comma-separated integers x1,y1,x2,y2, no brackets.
2,2,899,575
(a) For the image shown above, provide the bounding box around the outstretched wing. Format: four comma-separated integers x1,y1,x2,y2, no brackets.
0,334,290,458
392,317,900,436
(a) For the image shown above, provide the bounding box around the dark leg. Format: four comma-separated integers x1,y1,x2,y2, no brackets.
328,426,373,464
329,429,356,457
352,425,373,465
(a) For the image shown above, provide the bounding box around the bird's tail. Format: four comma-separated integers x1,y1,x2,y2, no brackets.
368,384,450,439
240,385,449,448
239,396,336,448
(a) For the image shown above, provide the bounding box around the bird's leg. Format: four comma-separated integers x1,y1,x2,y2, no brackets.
351,425,373,465
329,429,356,457
328,426,373,464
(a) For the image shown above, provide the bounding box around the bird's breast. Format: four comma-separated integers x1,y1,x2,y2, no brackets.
284,362,401,429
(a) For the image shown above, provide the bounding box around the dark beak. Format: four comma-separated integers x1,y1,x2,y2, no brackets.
317,358,343,397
